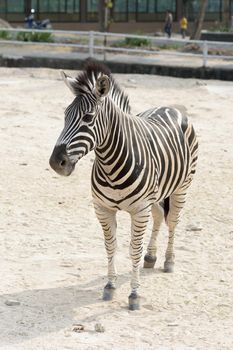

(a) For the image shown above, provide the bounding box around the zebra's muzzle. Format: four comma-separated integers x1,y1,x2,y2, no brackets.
49,144,75,176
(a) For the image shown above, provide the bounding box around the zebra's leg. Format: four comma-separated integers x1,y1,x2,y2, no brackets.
164,191,186,273
94,204,117,301
144,203,164,268
129,207,150,310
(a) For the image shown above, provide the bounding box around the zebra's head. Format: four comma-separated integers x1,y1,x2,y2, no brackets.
49,60,129,176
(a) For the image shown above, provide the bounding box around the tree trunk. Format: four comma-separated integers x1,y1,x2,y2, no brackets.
190,0,208,40
182,0,189,17
98,0,105,32
222,0,230,29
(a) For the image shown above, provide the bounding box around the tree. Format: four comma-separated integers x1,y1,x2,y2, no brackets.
190,0,208,40
182,0,189,17
98,0,105,32
98,0,113,32
222,0,230,29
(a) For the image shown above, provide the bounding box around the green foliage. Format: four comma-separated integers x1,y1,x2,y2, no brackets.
0,30,53,42
124,36,151,47
112,36,151,48
159,44,180,50
0,30,11,40
16,31,53,42
111,31,151,48
0,30,54,43
209,25,230,33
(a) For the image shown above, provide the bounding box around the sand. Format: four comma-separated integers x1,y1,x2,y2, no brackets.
0,67,233,350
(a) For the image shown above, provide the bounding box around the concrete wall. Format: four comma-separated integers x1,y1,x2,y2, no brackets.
1,55,232,81
201,32,233,42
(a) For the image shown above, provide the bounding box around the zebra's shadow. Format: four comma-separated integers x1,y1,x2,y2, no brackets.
0,272,129,346
0,267,164,346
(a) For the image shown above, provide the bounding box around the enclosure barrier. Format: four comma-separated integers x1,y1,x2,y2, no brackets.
0,28,233,68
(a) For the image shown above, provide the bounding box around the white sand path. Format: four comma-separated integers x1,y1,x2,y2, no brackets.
0,68,233,350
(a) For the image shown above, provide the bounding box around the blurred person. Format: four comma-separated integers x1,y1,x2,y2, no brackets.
164,10,173,38
180,15,188,39
25,9,35,29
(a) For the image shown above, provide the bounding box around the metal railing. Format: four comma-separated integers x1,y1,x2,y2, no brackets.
0,28,233,67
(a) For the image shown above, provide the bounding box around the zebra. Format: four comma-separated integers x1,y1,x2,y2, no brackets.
49,60,198,310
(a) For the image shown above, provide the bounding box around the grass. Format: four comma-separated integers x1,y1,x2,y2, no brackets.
0,30,53,42
209,25,230,33
124,36,151,47
16,31,53,42
0,30,11,40
159,43,180,50
112,31,151,49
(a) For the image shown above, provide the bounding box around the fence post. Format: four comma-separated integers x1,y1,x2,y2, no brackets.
89,31,94,58
202,40,208,67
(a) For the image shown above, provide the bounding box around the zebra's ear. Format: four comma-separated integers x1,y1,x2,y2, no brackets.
60,70,77,95
95,74,110,98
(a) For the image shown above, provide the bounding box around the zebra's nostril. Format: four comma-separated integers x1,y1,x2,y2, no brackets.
60,160,66,167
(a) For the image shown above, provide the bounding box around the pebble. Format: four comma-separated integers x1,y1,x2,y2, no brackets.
60,262,74,267
128,78,136,84
95,323,105,333
186,224,202,232
196,81,207,86
72,324,85,333
143,304,154,311
5,299,20,306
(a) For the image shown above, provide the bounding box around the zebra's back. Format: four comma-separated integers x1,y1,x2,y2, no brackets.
138,106,198,200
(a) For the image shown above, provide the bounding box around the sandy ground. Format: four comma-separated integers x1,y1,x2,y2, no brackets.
0,67,233,350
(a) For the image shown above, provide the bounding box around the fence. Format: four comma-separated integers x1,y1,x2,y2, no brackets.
0,28,233,68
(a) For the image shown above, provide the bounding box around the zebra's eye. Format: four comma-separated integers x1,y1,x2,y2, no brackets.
83,113,93,123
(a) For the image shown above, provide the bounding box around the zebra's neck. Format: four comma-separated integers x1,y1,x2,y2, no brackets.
109,78,131,114
94,98,137,178
96,98,126,148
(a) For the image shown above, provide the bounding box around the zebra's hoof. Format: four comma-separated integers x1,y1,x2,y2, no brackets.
143,254,157,268
128,292,140,311
164,261,174,273
103,282,116,301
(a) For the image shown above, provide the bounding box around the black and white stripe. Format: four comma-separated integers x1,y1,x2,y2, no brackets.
49,60,198,310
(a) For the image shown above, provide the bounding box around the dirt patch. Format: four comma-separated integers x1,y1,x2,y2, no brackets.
0,18,12,28
0,68,233,350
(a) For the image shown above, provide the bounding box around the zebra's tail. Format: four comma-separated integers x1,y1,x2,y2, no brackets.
160,197,170,221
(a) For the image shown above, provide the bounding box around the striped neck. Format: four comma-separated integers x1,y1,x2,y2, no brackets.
94,98,137,178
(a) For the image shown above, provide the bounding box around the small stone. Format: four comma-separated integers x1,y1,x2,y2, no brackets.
128,78,136,84
60,262,74,267
5,299,20,306
143,304,154,311
64,332,71,337
95,323,105,333
186,224,202,232
72,324,85,333
22,222,29,227
196,80,206,86
19,163,27,166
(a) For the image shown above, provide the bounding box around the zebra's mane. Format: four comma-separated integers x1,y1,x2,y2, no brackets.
74,60,131,114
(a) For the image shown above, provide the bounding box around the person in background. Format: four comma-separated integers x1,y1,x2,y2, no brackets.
25,9,35,29
180,15,188,39
164,10,173,38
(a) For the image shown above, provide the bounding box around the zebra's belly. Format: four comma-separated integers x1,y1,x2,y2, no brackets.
91,181,158,212
91,173,189,212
